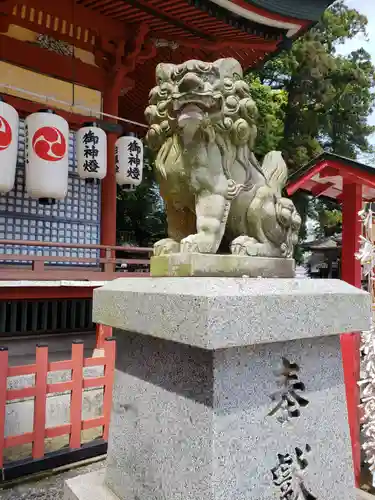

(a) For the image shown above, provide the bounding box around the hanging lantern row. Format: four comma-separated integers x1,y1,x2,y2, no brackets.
0,99,144,202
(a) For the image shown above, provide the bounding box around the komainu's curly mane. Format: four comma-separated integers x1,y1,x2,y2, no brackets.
145,58,287,192
144,58,300,259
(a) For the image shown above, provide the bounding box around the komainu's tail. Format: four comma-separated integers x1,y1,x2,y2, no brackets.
261,151,288,195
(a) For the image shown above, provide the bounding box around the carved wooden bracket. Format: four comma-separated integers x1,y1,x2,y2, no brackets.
96,23,157,97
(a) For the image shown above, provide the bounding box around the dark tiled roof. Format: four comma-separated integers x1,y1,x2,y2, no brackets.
247,0,333,21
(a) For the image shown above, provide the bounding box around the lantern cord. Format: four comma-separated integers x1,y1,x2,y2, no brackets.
0,83,148,129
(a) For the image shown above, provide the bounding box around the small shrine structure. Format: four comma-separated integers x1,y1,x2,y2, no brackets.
287,151,375,487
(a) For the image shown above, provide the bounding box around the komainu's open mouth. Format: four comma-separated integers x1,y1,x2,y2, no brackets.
172,93,222,114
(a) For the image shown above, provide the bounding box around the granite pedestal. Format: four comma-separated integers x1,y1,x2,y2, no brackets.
65,277,371,500
150,253,295,278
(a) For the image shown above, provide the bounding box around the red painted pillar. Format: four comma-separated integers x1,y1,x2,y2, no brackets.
101,85,118,249
341,180,362,487
95,83,119,350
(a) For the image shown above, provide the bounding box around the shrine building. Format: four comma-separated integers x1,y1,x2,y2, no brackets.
0,0,333,356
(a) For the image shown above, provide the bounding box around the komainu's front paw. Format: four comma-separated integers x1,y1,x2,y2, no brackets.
180,233,218,254
153,238,180,256
230,236,282,258
230,236,259,256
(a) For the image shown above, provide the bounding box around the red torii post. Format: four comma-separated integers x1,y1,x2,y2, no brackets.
287,152,375,486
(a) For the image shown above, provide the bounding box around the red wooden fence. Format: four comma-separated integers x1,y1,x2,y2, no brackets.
0,338,116,470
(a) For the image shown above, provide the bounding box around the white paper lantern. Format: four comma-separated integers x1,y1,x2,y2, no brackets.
0,98,19,193
25,109,69,203
115,134,143,187
76,122,107,180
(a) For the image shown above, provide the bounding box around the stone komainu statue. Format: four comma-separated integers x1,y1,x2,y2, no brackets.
145,58,301,258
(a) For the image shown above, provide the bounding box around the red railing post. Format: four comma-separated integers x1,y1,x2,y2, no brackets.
32,344,48,460
0,347,9,469
103,337,116,441
95,324,112,350
69,341,84,450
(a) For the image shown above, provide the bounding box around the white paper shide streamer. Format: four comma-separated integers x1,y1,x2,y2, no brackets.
25,109,69,202
357,206,375,478
0,99,19,193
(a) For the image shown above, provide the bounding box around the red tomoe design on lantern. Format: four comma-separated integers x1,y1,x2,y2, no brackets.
25,110,69,201
32,126,67,161
0,115,12,151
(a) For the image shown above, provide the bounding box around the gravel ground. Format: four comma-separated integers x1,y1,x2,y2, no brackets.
0,459,105,500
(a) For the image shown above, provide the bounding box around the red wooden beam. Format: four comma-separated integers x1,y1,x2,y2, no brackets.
0,34,107,91
340,181,362,487
310,181,335,197
32,345,48,460
287,161,329,195
103,339,116,441
288,159,375,197
319,166,339,178
14,0,127,43
0,347,8,468
2,94,93,128
70,342,84,450
0,286,97,300
149,32,278,52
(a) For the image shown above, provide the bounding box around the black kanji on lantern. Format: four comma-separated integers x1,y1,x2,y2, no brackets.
84,145,99,159
126,138,141,182
25,126,29,165
83,159,99,173
267,357,309,423
81,128,100,173
115,145,119,173
83,130,99,145
128,155,141,167
127,166,140,180
128,140,141,155
271,445,316,500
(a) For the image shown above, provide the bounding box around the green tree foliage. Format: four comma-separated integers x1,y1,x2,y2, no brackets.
116,149,166,247
248,0,375,242
246,75,287,158
116,1,375,248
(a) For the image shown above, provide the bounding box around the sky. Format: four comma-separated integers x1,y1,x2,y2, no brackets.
340,0,375,134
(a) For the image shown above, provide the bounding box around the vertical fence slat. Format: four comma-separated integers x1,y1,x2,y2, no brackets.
79,300,86,329
41,301,48,332
103,338,116,441
0,347,9,468
32,344,48,459
10,301,18,334
21,301,28,333
31,301,38,332
69,341,84,449
51,300,58,331
61,300,67,330
0,302,6,334
70,300,77,330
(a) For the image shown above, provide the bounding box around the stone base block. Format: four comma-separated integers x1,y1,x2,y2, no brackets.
150,253,295,278
64,469,119,500
105,331,356,500
91,277,370,500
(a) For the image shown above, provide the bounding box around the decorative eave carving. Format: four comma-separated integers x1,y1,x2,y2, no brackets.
36,34,73,57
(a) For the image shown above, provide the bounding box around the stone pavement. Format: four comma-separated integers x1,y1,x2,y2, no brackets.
0,459,104,500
